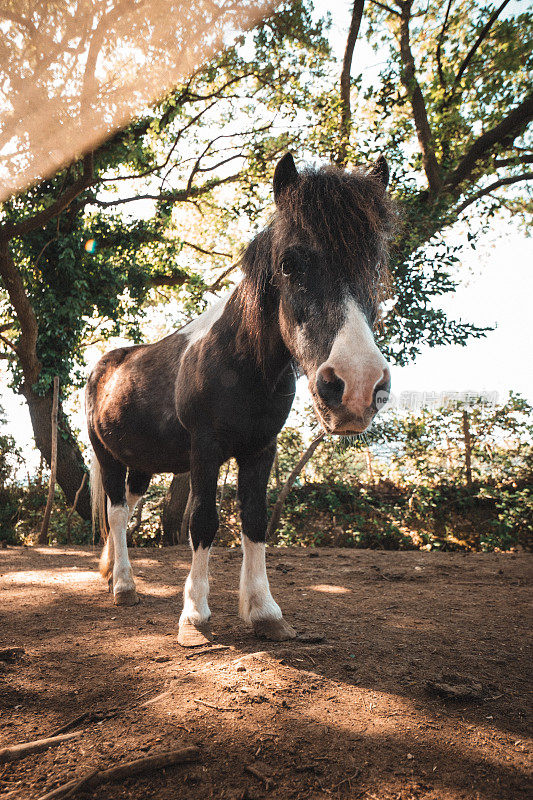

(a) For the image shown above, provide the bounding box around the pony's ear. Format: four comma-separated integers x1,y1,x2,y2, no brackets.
370,155,389,188
273,152,299,204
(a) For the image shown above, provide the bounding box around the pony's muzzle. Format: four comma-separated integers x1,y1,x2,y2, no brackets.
315,363,391,432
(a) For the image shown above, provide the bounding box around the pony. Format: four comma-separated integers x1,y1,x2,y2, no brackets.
86,152,395,646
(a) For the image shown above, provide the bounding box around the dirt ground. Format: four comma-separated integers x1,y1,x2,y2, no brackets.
0,545,531,800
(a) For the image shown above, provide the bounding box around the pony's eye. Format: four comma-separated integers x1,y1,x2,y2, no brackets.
280,253,301,277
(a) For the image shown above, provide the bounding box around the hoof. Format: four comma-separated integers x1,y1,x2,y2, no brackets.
178,619,213,648
114,589,139,606
252,617,297,641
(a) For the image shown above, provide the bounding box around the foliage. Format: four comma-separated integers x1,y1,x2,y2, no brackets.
0,403,22,490
3,394,530,551
367,392,533,487
0,1,331,398
220,395,531,552
0,480,90,545
3,0,531,396
308,0,532,363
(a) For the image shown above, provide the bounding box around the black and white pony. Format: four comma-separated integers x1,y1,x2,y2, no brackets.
86,152,395,646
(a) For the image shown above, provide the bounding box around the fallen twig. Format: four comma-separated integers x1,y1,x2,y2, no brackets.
49,712,90,737
193,698,239,712
327,769,361,793
185,644,231,659
141,690,174,707
37,768,100,800
426,677,483,701
49,707,119,737
0,731,82,764
245,763,276,791
36,746,200,800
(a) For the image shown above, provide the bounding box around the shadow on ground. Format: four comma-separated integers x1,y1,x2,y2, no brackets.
0,545,531,800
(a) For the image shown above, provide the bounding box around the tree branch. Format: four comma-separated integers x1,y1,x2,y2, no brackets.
182,241,231,258
399,1,442,193
207,265,238,293
100,102,219,184
445,92,533,191
80,0,132,115
92,172,241,209
0,6,36,34
0,241,40,385
266,433,325,539
337,0,365,166
455,172,533,214
185,72,254,102
148,272,188,288
436,0,454,88
368,0,401,16
494,154,533,168
0,332,19,356
0,158,95,239
452,0,511,93
196,152,245,174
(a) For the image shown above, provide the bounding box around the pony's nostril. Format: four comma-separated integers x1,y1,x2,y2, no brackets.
373,367,391,410
316,367,345,408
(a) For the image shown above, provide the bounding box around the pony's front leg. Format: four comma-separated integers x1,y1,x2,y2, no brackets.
237,443,297,641
178,443,222,647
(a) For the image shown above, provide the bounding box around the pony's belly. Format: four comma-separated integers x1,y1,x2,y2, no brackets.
97,414,191,475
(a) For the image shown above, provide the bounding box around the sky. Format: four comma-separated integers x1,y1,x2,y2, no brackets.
1,0,532,470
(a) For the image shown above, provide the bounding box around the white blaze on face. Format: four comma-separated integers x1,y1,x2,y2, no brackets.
318,296,388,419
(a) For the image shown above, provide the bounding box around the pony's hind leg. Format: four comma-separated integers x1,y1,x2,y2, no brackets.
237,443,297,641
108,469,151,604
100,460,136,606
126,469,151,530
98,470,150,592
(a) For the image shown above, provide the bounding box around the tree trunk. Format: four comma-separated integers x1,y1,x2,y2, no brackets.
66,472,88,544
23,386,91,520
365,447,375,485
38,376,59,544
462,410,473,490
161,473,190,545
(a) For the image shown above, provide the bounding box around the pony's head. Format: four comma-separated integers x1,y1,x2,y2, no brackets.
271,152,395,434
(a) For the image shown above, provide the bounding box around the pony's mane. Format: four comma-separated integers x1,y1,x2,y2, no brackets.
237,163,397,370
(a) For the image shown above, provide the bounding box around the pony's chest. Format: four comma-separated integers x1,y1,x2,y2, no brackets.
214,380,295,451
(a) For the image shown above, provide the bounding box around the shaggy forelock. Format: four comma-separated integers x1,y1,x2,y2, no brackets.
274,165,396,296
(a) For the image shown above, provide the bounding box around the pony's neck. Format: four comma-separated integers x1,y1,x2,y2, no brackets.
233,280,291,385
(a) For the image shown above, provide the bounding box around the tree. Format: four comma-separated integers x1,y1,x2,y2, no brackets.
1,0,531,523
0,2,330,517
311,0,532,363
0,0,279,201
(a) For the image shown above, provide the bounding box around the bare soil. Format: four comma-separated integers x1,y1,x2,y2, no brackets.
0,545,531,800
